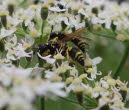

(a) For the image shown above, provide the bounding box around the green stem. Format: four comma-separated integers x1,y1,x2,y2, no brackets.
60,97,78,104
41,97,45,110
90,31,116,40
38,97,45,110
60,97,90,110
41,20,45,41
113,45,129,79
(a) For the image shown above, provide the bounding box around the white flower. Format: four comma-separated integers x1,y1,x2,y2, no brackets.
8,96,32,110
100,79,109,89
49,5,67,13
21,36,34,49
92,57,102,65
14,43,33,59
35,81,67,97
45,70,62,82
0,28,16,40
53,49,65,60
7,16,22,27
53,61,71,74
37,53,56,64
5,35,33,60
57,16,70,26
45,70,56,79
11,85,35,102
0,4,8,16
78,8,88,18
0,87,10,109
87,66,102,80
20,8,35,26
69,16,85,29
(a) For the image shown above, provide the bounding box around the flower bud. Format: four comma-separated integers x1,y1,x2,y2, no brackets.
57,3,66,13
92,7,98,15
80,14,85,22
41,5,48,20
51,75,62,82
79,74,87,79
85,59,92,66
61,21,67,31
66,77,73,85
87,68,95,74
72,27,76,32
8,4,15,16
72,78,81,85
1,15,7,28
47,0,55,6
57,3,64,10
100,104,110,110
73,9,78,16
54,53,65,60
29,29,39,38
111,21,116,31
85,19,93,30
107,78,116,86
119,90,127,101
116,34,127,41
22,21,28,32
68,7,72,14
0,40,4,52
84,87,92,95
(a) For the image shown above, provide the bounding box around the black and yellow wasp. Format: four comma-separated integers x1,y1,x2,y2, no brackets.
38,28,89,67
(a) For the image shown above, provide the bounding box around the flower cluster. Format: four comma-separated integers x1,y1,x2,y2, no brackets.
0,0,129,110
41,52,129,110
0,61,66,110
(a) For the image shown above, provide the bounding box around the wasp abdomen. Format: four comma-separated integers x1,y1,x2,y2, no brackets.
71,38,88,53
67,47,85,66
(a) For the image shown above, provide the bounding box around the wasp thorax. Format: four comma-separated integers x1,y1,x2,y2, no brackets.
49,33,58,40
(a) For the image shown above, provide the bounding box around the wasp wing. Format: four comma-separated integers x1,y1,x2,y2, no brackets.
61,28,86,41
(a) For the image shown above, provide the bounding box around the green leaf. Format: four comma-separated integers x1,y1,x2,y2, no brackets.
125,100,129,108
87,80,95,88
19,57,27,68
83,95,98,109
28,54,39,68
89,28,116,40
14,28,26,37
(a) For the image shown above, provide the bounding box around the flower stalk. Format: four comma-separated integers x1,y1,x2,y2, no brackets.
40,5,48,42
41,20,45,40
39,97,45,110
113,42,129,79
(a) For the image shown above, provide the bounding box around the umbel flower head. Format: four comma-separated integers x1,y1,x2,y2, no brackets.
0,0,128,110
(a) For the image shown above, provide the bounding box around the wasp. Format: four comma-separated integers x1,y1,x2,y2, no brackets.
38,28,90,67
38,42,85,67
48,28,89,53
